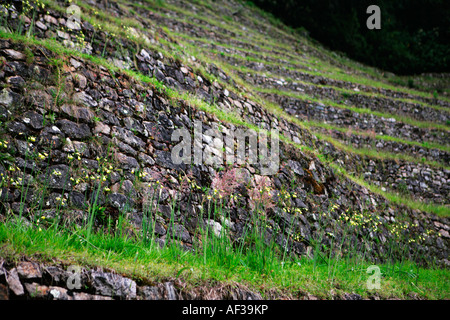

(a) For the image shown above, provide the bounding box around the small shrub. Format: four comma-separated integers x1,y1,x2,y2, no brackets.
211,167,243,205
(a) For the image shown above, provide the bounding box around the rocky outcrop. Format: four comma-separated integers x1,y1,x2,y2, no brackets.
0,258,398,300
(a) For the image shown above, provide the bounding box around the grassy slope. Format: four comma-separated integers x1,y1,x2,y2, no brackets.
2,216,449,299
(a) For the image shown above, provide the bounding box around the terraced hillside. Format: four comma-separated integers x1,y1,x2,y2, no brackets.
0,0,449,300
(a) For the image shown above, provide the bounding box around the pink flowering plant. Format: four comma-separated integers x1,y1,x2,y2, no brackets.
248,175,275,215
208,167,244,206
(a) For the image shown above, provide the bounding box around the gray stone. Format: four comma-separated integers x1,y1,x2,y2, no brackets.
44,15,58,25
43,266,66,285
66,19,81,30
115,152,140,171
90,271,137,299
113,139,137,156
7,75,25,89
108,192,132,210
180,67,189,75
143,121,172,143
155,150,184,171
60,104,95,122
24,282,50,299
23,283,73,300
6,268,24,296
47,286,73,300
69,191,87,208
164,77,181,89
206,219,223,237
7,121,29,135
4,196,21,213
342,293,363,300
72,292,113,300
56,119,91,139
94,122,111,135
138,286,161,300
70,58,82,69
436,237,444,249
139,48,151,61
164,282,178,300
62,137,75,153
27,90,53,109
72,73,87,88
439,229,450,238
44,164,72,190
169,224,192,243
80,158,99,170
154,68,165,82
23,111,44,129
36,21,47,30
288,160,305,176
72,91,98,108
138,152,155,166
56,30,70,40
111,126,145,149
82,21,94,32
144,182,169,203
2,49,25,60
121,180,137,199
0,88,14,107
73,141,90,156
17,261,42,279
294,198,307,208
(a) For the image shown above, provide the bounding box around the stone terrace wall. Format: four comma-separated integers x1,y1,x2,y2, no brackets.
0,39,449,268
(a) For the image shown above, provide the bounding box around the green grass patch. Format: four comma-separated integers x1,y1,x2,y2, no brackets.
1,211,449,299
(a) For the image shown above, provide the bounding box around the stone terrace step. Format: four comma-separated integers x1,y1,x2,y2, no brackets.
246,75,449,125
264,93,449,147
311,126,449,165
